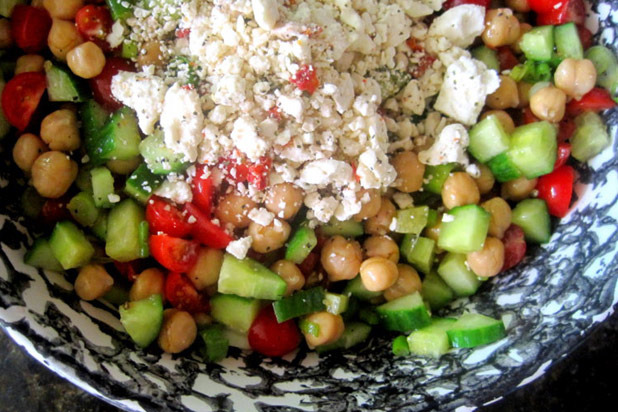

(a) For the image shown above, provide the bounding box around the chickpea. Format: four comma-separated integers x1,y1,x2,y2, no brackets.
359,257,399,292
303,311,345,348
320,235,363,282
363,235,399,263
501,176,538,201
137,41,164,67
384,264,422,301
466,237,505,278
482,9,521,48
31,151,78,198
392,151,425,193
67,41,106,79
106,157,141,175
0,19,13,48
517,81,533,108
15,54,45,74
264,183,304,219
40,109,80,152
353,189,382,221
74,264,114,301
187,248,223,291
248,219,291,253
513,23,532,54
48,19,83,61
43,0,84,19
480,110,515,134
129,268,165,302
365,198,396,235
424,220,441,243
13,134,48,173
481,197,512,239
506,0,530,12
474,163,495,195
158,309,197,354
215,192,256,228
554,58,597,100
530,85,566,122
270,260,305,296
487,75,520,110
442,172,480,209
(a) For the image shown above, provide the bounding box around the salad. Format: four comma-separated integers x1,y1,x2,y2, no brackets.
1,0,615,360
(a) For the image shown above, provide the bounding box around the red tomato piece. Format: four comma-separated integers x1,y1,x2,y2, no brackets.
527,0,560,13
191,165,215,215
145,196,193,238
497,47,519,71
10,5,52,53
290,64,319,95
164,272,210,313
89,57,135,111
577,25,593,50
217,155,249,183
521,107,539,125
247,157,272,190
557,117,576,142
267,106,282,120
184,203,233,249
501,225,527,271
298,252,319,277
406,38,424,52
75,5,113,49
536,0,586,26
554,143,571,170
149,234,200,273
41,197,71,226
176,28,191,38
536,165,575,218
411,54,436,78
113,260,141,282
1,72,47,131
443,0,490,9
248,306,301,357
566,88,617,117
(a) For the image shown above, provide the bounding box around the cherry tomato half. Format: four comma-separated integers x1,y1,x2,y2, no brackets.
536,165,575,218
558,117,576,142
497,47,519,71
248,305,301,357
89,57,135,111
536,0,586,26
149,234,199,273
527,0,561,14
10,5,52,53
184,203,233,249
41,197,71,226
566,88,617,117
164,271,210,314
501,224,527,272
191,165,215,214
75,5,113,49
146,196,193,238
1,72,47,131
554,143,572,170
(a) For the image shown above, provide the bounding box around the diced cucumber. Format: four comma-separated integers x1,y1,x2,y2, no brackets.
437,253,482,297
511,198,551,244
106,0,136,20
358,306,379,325
554,23,583,60
407,317,457,358
68,192,100,227
284,226,317,264
49,221,95,270
395,206,430,235
315,322,371,353
103,284,130,306
370,67,412,99
222,328,250,350
323,292,349,315
469,114,511,163
392,335,411,356
508,121,557,179
321,218,364,237
423,163,456,194
520,26,554,61
91,167,115,208
106,199,145,262
121,41,139,59
91,212,108,240
421,272,455,310
200,324,229,362
438,205,490,254
0,0,25,17
272,287,326,323
21,186,45,219
88,107,142,165
446,313,506,348
82,100,110,154
400,235,435,275
124,163,165,204
376,291,431,332
342,295,360,321
138,220,149,258
119,294,163,348
571,111,610,162
585,45,618,91
139,129,190,174
24,238,63,272
487,152,522,183
211,294,261,333
471,46,500,71
218,254,287,300
343,275,382,301
44,61,89,102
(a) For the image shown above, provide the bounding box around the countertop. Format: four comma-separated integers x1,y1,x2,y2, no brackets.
1,309,617,412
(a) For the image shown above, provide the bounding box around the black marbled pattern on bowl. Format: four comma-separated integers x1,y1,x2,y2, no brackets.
0,2,617,411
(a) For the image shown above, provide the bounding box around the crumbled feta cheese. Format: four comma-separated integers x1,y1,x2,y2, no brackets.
466,163,481,178
248,207,275,226
392,192,414,209
226,236,253,259
419,123,470,166
428,5,486,48
231,116,268,161
252,0,280,30
304,192,339,223
356,148,398,190
155,180,193,204
107,194,121,203
160,83,204,162
106,21,125,49
278,94,305,122
399,79,425,115
300,159,354,188
442,213,455,222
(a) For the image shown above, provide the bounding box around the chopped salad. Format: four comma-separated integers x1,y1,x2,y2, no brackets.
2,0,615,359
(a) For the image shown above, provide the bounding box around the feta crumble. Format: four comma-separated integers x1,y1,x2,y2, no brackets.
226,236,253,260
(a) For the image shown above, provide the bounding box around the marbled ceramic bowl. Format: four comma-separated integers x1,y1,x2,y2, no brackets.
1,2,617,411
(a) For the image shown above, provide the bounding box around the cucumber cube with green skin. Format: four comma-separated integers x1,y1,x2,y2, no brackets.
585,45,618,90
103,284,129,306
44,61,89,102
407,317,457,358
200,324,229,362
446,313,506,348
68,192,100,227
376,291,431,332
88,107,141,165
218,254,287,300
520,25,555,61
139,129,190,175
486,152,522,182
0,0,25,17
82,100,110,156
106,0,136,20
315,322,372,353
210,294,262,333
121,41,139,59
222,328,250,350
106,199,145,262
511,198,551,244
571,111,610,162
49,221,95,270
437,253,482,297
438,205,490,254
468,114,511,163
395,206,430,234
343,275,382,301
124,164,165,204
392,335,411,356
284,226,317,264
323,292,349,315
471,46,500,71
555,23,584,60
321,218,364,237
507,121,557,179
91,167,115,208
119,294,163,348
24,238,63,272
401,235,436,275
423,163,456,194
421,272,455,310
91,212,108,241
272,287,326,322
